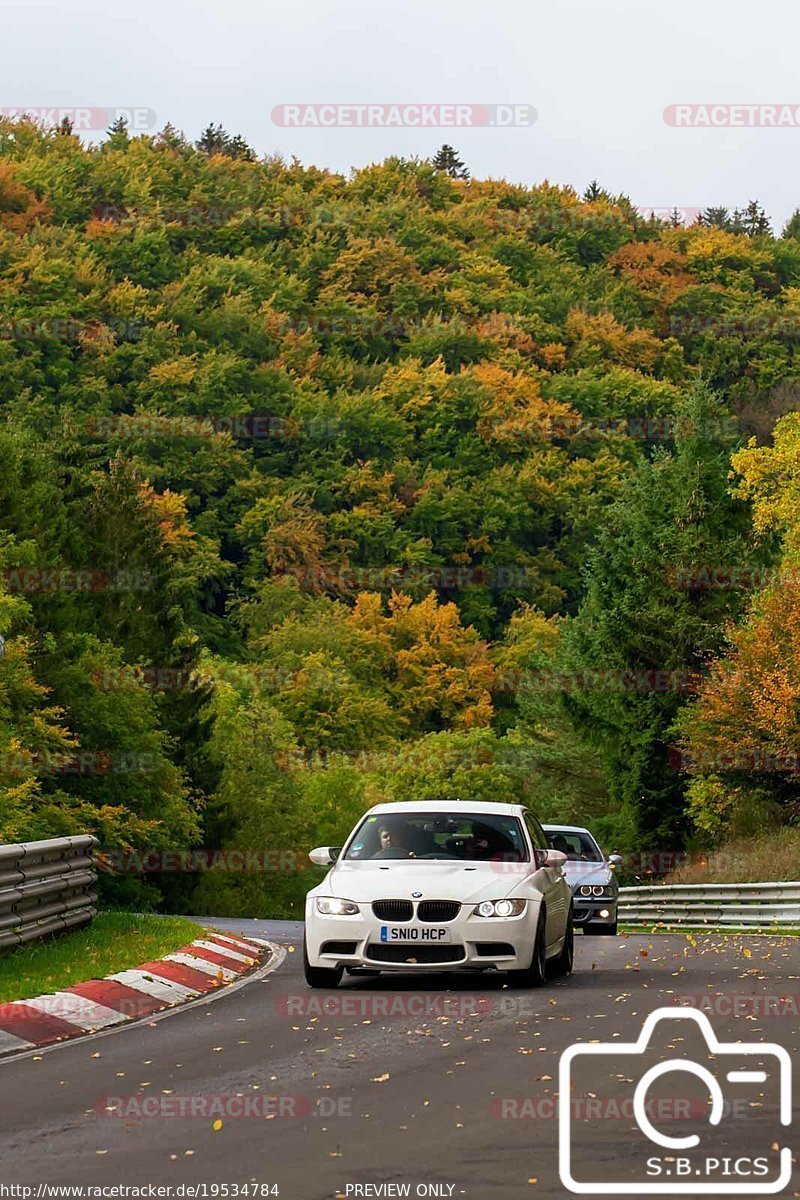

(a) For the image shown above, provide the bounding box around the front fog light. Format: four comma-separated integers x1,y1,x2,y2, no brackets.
599,908,610,919
316,896,359,916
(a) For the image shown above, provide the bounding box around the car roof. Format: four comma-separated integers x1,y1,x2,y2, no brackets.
364,800,526,817
542,823,596,836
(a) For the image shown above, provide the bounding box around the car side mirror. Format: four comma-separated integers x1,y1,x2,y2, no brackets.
538,848,566,869
608,853,624,868
309,846,340,866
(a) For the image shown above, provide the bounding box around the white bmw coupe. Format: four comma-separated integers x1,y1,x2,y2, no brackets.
304,801,574,988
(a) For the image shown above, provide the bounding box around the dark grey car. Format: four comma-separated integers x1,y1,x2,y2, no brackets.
543,824,622,935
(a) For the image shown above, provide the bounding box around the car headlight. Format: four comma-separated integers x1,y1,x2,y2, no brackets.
579,885,613,898
474,899,526,918
315,897,359,916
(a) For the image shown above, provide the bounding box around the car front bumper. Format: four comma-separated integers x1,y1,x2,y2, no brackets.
573,896,617,928
304,902,539,971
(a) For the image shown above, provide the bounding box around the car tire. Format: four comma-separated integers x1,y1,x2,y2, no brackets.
551,906,574,976
584,921,617,936
303,939,344,988
508,909,547,987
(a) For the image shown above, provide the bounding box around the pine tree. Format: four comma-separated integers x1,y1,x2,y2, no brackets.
432,144,469,180
156,122,189,150
196,123,227,155
699,206,731,230
583,180,606,202
104,115,129,148
561,385,768,846
196,123,255,160
782,209,800,240
224,133,256,161
740,199,772,237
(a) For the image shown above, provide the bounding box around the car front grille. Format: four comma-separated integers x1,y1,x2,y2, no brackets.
372,900,413,922
365,944,466,964
417,900,460,922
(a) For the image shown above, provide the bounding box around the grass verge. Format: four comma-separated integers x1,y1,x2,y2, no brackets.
665,831,800,884
0,911,206,1003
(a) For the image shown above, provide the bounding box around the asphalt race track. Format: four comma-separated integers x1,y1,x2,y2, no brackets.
0,923,798,1198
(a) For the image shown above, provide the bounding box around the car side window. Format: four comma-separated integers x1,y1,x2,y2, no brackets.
523,811,547,851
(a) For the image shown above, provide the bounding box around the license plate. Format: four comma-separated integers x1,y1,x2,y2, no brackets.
380,925,452,943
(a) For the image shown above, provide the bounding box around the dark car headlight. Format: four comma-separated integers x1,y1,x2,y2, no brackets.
578,885,615,898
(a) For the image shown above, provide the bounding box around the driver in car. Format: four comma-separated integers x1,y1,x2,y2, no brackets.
374,823,414,857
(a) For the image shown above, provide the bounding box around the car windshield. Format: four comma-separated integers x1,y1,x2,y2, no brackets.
343,812,530,862
546,829,603,862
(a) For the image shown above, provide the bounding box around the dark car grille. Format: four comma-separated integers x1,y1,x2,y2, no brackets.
366,944,466,964
372,900,413,922
417,900,460,923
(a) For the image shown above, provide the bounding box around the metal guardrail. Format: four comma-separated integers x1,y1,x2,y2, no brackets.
0,835,98,949
619,881,800,929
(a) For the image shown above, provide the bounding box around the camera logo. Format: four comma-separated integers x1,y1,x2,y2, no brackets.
559,1007,792,1194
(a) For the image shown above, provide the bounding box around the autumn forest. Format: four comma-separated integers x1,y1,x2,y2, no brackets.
1,120,799,914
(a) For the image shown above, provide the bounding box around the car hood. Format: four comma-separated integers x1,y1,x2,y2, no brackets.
318,860,530,904
562,861,617,888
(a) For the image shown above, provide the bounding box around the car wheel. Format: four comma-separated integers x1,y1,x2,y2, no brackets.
552,906,574,976
584,921,617,937
508,909,547,987
303,939,344,988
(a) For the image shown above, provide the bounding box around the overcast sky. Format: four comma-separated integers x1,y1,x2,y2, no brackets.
2,0,798,228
